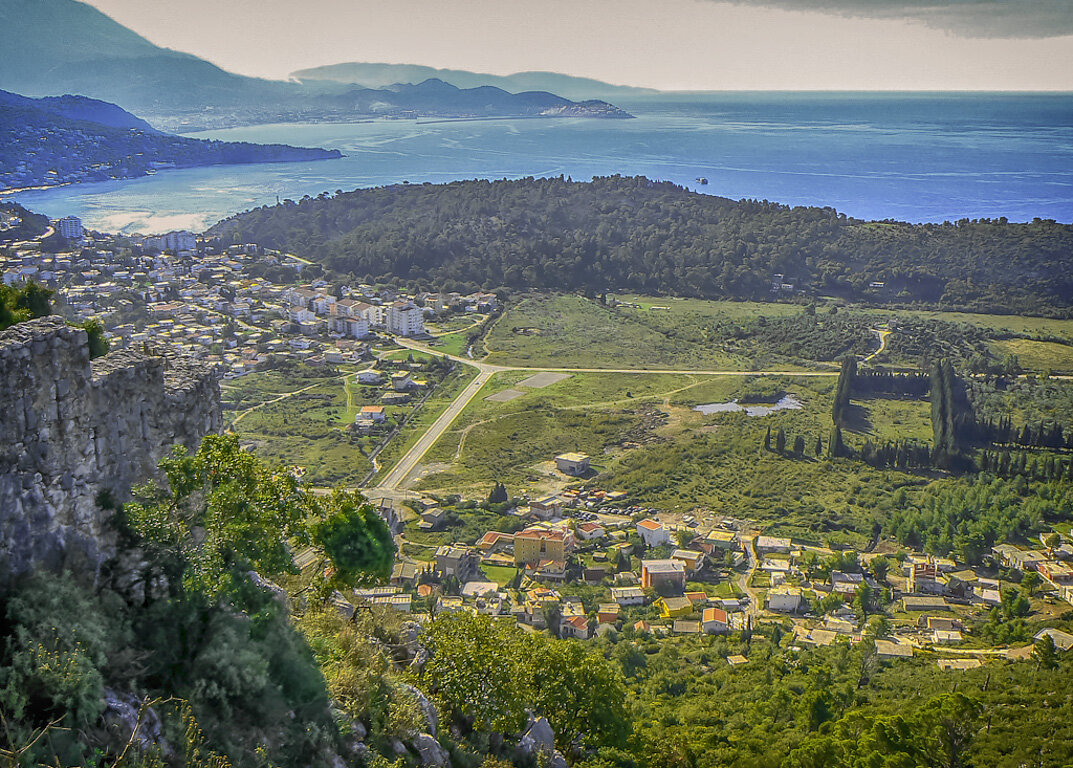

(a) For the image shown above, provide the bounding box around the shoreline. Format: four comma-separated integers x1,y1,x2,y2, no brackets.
0,181,75,196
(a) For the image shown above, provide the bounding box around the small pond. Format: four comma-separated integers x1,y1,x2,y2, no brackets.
693,395,803,416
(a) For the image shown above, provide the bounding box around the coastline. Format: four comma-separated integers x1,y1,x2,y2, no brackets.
0,181,75,196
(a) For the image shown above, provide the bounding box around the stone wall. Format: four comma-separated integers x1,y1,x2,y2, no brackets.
0,316,221,582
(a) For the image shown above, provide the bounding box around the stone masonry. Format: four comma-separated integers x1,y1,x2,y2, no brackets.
0,316,221,582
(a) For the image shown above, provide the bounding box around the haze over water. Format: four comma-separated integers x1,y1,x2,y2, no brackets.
13,93,1073,233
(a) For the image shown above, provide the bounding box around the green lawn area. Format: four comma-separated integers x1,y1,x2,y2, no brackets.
481,565,519,587
414,370,919,549
856,307,1073,343
990,339,1073,374
842,396,934,446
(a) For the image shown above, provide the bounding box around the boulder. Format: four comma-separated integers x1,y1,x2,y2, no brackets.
401,682,439,734
517,715,556,761
413,733,450,767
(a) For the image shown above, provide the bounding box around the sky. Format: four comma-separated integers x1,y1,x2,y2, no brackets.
83,0,1073,91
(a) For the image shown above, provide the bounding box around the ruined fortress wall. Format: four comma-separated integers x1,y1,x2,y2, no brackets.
0,316,222,581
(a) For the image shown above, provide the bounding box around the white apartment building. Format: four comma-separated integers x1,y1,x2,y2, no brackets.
386,301,424,337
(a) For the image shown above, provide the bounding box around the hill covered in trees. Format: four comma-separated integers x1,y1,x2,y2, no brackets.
207,176,1073,316
0,89,343,192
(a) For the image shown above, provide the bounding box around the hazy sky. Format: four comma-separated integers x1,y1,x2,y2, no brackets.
84,0,1073,90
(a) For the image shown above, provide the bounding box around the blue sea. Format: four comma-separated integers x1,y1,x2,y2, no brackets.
10,92,1073,233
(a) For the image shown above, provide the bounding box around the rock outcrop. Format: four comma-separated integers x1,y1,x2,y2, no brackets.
0,316,221,582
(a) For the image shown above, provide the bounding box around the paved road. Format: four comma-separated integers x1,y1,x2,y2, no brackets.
374,367,494,491
369,336,840,493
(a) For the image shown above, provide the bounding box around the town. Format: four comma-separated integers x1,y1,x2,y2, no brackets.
5,210,1073,671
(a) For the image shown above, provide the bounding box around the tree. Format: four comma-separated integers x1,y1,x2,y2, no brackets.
763,426,771,451
814,436,823,457
419,613,527,733
864,614,891,640
488,481,508,504
869,555,890,583
775,427,787,454
1021,571,1041,597
793,435,806,455
124,434,390,600
311,490,395,587
916,693,981,768
1032,633,1058,671
675,529,695,549
522,635,629,751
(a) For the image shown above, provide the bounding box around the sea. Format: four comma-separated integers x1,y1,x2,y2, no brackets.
9,92,1073,234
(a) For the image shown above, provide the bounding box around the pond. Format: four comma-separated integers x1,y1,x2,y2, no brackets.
693,395,803,416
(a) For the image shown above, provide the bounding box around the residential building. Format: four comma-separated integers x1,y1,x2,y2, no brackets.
514,528,570,566
1035,627,1073,651
766,586,805,613
756,536,792,554
576,521,606,541
610,586,646,606
637,519,671,548
355,405,386,425
703,529,739,552
907,562,944,594
56,216,83,240
902,596,949,612
386,301,424,336
435,545,479,581
529,496,563,520
658,596,693,619
561,614,591,639
597,603,621,624
671,549,705,573
555,452,591,476
702,607,729,634
641,559,686,590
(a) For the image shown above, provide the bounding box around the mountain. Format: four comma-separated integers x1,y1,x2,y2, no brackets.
0,0,297,118
0,89,342,192
206,176,1073,315
292,62,660,101
326,79,632,119
0,0,631,128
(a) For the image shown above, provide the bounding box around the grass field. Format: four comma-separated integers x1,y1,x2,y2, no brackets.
990,339,1073,374
225,371,374,486
409,368,925,548
483,294,746,369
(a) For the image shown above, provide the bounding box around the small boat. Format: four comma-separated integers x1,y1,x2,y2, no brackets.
696,177,708,185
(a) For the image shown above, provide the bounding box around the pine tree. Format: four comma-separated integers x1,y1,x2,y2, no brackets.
763,426,771,452
775,427,786,454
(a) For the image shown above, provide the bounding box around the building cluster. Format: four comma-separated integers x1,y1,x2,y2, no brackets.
2,219,498,379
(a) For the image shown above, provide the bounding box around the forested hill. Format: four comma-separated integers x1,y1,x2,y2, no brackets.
207,176,1073,315
0,89,342,192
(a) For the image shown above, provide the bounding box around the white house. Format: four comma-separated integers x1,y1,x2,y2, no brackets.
767,586,805,613
637,519,671,548
702,607,729,634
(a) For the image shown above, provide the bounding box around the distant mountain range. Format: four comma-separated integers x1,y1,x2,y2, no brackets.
0,89,341,193
291,63,659,102
0,0,632,129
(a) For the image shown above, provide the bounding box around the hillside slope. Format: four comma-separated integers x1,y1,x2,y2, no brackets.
206,176,1073,315
0,89,342,192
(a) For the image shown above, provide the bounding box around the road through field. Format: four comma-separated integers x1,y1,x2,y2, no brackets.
368,334,839,493
374,366,494,491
